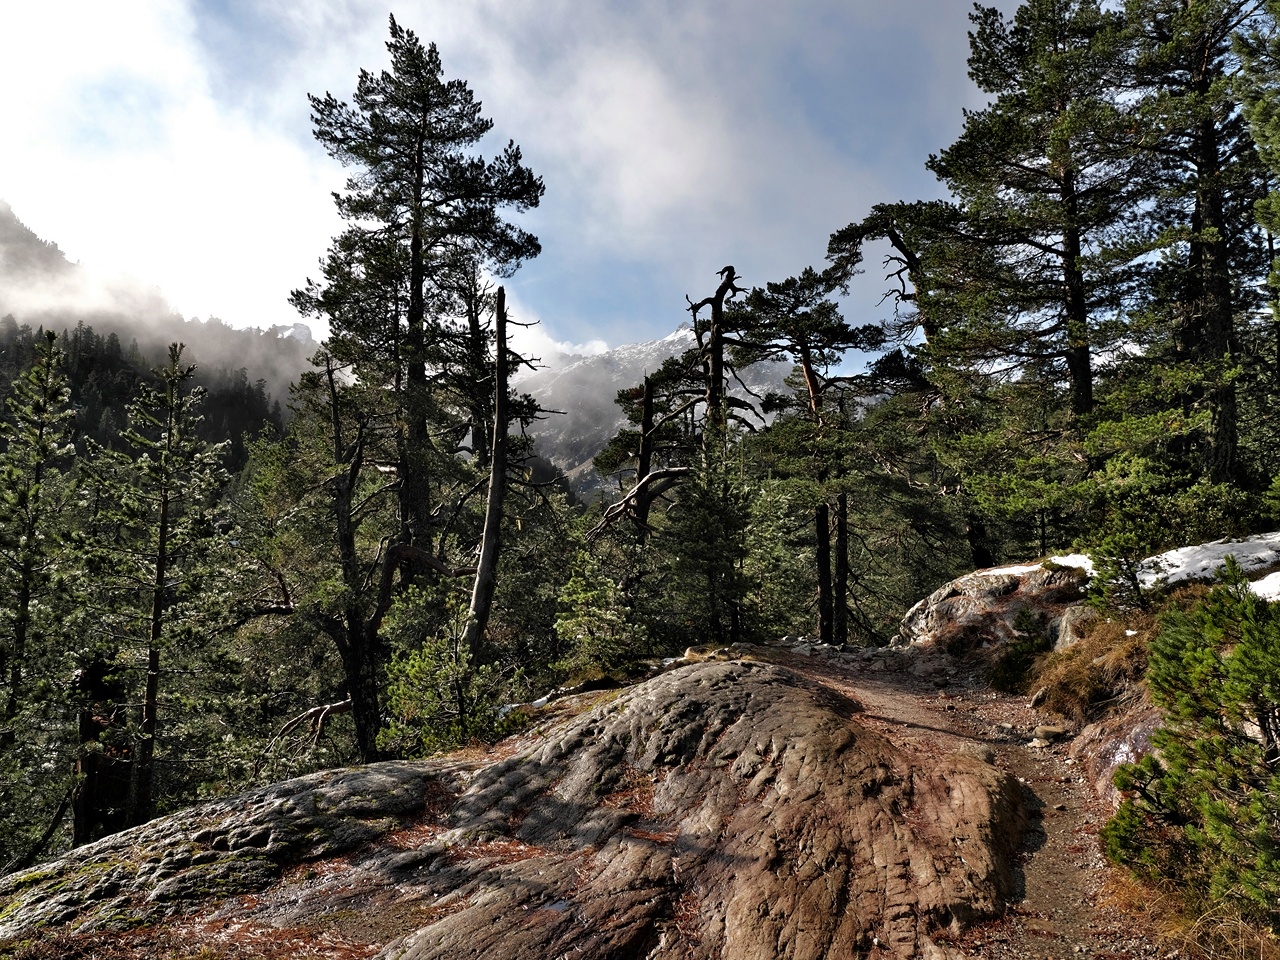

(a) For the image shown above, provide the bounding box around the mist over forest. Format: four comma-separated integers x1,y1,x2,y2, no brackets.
0,200,314,412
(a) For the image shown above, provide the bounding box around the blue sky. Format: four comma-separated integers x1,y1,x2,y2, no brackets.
0,1,1010,357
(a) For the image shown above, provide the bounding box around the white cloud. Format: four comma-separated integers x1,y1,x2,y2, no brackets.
502,291,609,365
0,3,350,332
0,0,1009,349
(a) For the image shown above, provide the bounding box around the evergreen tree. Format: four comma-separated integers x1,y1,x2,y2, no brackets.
297,14,543,550
1121,0,1271,486
78,344,229,831
729,266,884,642
1105,560,1280,925
1235,0,1280,486
929,0,1144,421
0,334,78,869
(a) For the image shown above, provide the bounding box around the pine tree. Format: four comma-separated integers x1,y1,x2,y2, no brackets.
297,14,543,549
928,0,1145,421
729,266,884,642
0,333,78,869
78,344,229,831
1105,559,1280,924
1121,0,1271,485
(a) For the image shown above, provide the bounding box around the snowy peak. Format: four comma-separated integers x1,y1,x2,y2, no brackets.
518,324,788,493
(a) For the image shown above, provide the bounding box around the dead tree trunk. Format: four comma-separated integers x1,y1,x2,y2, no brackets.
462,286,510,658
633,376,656,544
687,266,744,467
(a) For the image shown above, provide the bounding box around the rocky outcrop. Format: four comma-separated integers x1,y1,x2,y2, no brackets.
1070,701,1164,808
897,563,1090,653
0,661,1026,960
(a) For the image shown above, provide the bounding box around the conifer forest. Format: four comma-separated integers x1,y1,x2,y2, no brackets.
8,0,1280,944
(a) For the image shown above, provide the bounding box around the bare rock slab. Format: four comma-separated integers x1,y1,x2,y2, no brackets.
0,661,1027,960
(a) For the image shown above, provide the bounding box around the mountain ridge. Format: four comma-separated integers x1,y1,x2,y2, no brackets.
519,324,792,494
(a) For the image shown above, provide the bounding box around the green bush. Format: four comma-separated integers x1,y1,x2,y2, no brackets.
553,550,651,679
1102,559,1280,928
377,589,514,756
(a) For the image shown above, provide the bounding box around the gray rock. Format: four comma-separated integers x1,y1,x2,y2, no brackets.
1034,724,1070,742
897,563,1090,661
1054,605,1100,651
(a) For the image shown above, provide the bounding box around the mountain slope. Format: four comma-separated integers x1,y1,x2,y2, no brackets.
519,325,792,493
0,201,314,407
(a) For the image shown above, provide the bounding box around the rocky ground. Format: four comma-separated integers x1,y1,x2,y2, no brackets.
0,643,1159,960
780,645,1161,959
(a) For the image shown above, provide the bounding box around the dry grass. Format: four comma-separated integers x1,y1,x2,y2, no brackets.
1030,618,1150,725
1104,871,1280,960
1032,582,1215,724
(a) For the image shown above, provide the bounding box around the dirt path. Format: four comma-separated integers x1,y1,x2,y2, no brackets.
775,648,1162,960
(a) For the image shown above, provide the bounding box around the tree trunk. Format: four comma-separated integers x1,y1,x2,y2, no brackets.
690,267,741,467
129,406,174,826
465,285,493,470
834,492,849,646
816,502,833,644
1060,167,1094,419
633,377,656,544
462,287,510,659
1195,113,1238,484
72,659,129,846
967,508,996,570
402,131,435,545
323,358,384,764
346,630,384,763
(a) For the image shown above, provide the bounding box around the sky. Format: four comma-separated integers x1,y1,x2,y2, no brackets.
0,0,1009,358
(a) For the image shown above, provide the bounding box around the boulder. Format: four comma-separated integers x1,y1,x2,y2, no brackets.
897,563,1089,655
1070,701,1164,807
1053,604,1099,651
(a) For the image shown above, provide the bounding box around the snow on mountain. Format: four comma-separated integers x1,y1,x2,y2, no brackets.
517,324,792,495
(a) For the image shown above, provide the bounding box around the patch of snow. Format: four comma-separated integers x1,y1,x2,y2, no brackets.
1048,554,1094,574
985,555,1094,578
1250,571,1280,602
983,563,1042,577
1140,531,1280,588
1048,533,1280,598
974,535,1280,602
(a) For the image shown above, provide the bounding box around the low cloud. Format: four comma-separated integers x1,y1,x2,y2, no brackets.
0,0,1015,351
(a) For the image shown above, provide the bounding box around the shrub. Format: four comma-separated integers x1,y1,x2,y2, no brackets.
377,588,515,756
1102,558,1280,929
553,550,652,680
988,608,1053,694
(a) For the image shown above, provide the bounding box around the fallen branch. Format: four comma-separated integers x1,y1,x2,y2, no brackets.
277,698,353,741
587,466,692,542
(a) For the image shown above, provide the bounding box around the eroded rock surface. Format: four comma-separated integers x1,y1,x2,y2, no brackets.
1071,701,1164,807
897,564,1090,653
0,661,1026,960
